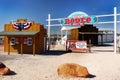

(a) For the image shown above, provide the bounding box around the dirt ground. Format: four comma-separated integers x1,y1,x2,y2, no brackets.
0,45,120,80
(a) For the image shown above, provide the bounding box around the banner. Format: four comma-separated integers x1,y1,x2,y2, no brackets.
12,22,31,31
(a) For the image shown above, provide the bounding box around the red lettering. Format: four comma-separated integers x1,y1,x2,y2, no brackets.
71,18,74,23
81,18,85,23
86,17,91,23
65,18,70,24
75,18,80,23
65,17,92,26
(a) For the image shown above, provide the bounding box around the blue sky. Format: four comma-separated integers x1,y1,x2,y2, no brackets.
0,0,120,34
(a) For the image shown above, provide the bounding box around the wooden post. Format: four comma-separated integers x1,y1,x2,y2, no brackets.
88,39,91,53
114,7,117,53
8,37,10,55
101,34,103,45
105,32,107,42
66,41,68,51
48,37,50,51
119,47,120,53
33,36,35,56
20,37,23,55
82,34,84,40
44,37,46,52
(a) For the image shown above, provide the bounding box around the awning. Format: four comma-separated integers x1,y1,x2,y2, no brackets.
61,26,80,31
0,31,40,36
79,32,103,34
99,28,114,32
78,32,114,35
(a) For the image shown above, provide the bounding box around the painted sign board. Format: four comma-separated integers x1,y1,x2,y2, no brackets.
61,11,97,26
66,40,87,51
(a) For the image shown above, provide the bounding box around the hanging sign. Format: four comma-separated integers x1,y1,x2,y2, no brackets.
61,11,97,26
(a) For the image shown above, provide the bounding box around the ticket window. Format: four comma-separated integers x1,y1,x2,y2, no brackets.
10,37,15,45
10,37,32,46
27,38,32,46
15,37,19,44
10,37,19,45
24,37,27,44
23,37,33,46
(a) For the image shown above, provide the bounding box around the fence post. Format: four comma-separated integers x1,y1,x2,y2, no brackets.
88,39,91,53
44,37,46,52
114,7,117,53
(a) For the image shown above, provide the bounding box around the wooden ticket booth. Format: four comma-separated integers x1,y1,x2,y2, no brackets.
0,19,46,55
70,25,99,45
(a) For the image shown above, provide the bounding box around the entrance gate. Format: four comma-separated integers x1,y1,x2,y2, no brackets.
46,7,120,53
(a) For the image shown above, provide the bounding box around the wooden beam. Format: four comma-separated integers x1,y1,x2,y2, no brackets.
20,37,23,55
79,32,103,35
82,34,84,40
33,36,35,56
88,40,91,53
101,34,103,45
8,37,10,55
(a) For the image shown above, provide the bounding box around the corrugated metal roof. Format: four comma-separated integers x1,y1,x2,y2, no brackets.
79,32,103,34
61,26,114,32
98,28,113,32
0,31,40,36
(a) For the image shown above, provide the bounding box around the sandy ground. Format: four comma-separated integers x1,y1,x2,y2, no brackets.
0,45,120,80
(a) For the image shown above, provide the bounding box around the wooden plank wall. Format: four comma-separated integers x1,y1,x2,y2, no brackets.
4,19,46,54
70,29,79,40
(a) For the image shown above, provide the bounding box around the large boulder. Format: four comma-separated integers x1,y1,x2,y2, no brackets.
0,62,6,68
0,67,10,75
57,63,89,78
0,62,10,75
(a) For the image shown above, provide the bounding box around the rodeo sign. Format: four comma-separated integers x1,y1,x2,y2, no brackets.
61,11,97,26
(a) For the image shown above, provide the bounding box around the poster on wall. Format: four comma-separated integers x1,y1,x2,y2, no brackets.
10,37,15,45
27,37,32,46
12,22,31,31
15,37,19,44
24,37,27,44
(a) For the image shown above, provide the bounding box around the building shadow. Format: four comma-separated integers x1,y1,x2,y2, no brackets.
0,54,20,61
88,74,96,78
96,43,113,46
42,50,68,55
6,70,17,76
92,50,113,52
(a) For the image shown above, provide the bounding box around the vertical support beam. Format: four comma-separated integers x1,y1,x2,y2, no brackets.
66,31,68,39
101,34,103,45
48,14,51,38
8,37,10,55
20,37,23,55
33,36,35,56
105,32,107,42
114,7,117,53
82,34,84,40
44,37,46,52
88,39,91,53
48,14,51,51
66,31,68,43
61,30,63,44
